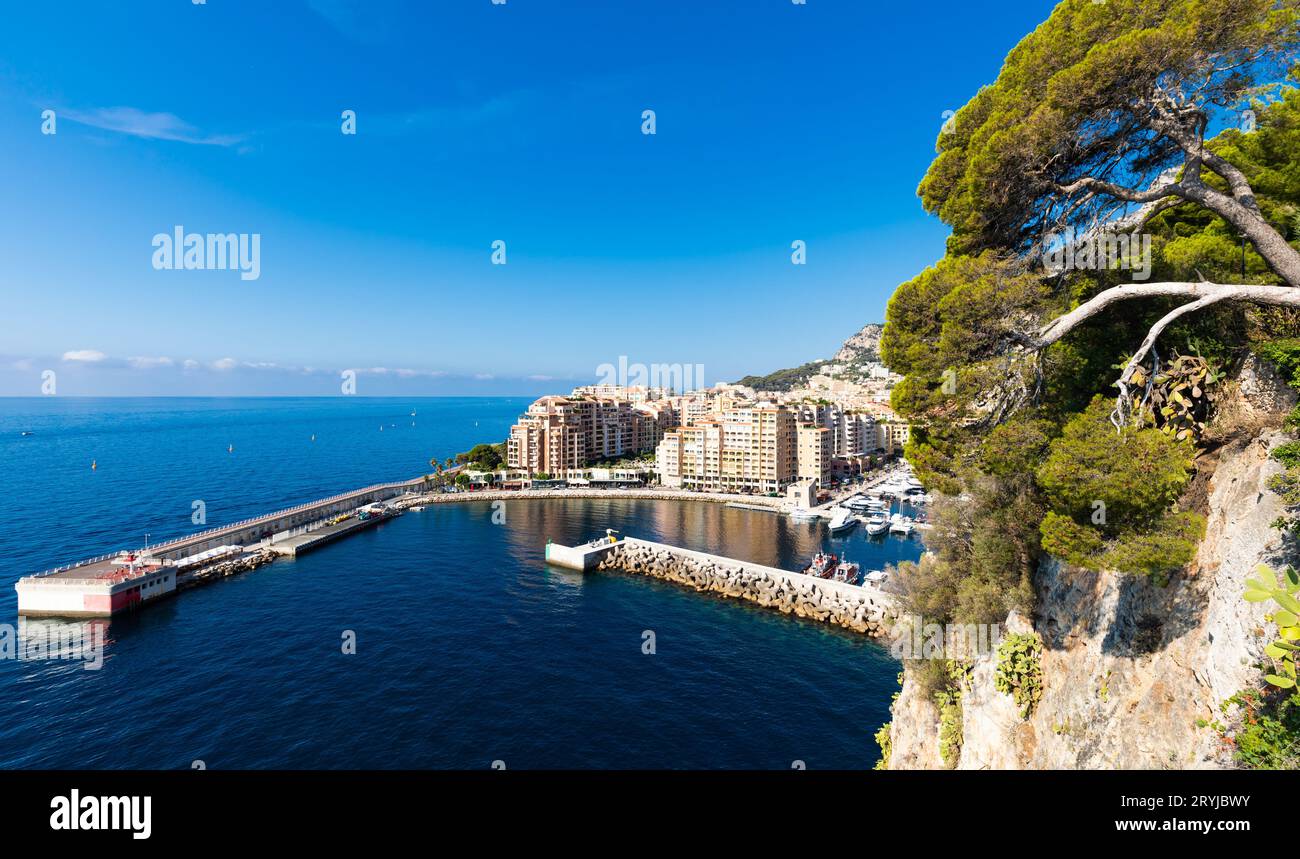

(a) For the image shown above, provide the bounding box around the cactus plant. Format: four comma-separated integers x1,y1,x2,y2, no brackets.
1244,564,1300,689
1124,350,1221,442
994,631,1044,718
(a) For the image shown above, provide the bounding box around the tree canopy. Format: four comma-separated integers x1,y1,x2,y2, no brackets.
883,0,1300,624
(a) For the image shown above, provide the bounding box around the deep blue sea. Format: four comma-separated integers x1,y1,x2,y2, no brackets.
0,398,917,769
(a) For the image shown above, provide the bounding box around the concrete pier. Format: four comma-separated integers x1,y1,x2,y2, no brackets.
16,480,422,617
549,536,898,637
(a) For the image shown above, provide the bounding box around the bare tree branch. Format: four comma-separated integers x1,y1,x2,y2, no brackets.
1037,281,1300,348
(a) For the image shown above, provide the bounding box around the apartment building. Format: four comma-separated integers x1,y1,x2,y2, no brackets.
506,392,669,474
876,421,911,455
792,402,878,456
656,403,796,494
796,423,831,487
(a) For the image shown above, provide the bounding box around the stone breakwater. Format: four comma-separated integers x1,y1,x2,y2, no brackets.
176,549,275,590
594,539,895,637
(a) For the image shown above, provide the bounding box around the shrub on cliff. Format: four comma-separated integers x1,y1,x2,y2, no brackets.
1035,399,1204,576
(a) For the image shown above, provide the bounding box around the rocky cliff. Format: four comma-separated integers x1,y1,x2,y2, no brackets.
886,357,1297,769
832,323,883,366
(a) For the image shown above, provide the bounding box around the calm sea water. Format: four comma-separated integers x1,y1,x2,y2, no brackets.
0,398,916,769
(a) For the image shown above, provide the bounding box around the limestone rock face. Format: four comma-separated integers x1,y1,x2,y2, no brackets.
886,371,1294,769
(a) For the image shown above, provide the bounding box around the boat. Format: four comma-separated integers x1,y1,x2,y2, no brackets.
831,561,861,585
827,507,857,534
789,507,820,522
890,514,914,536
802,552,839,578
864,512,890,536
863,570,890,589
19,431,33,437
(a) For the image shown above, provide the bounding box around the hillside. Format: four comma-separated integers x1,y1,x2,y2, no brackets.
733,323,885,391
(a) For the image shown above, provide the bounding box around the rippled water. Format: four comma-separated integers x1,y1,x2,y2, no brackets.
0,398,917,769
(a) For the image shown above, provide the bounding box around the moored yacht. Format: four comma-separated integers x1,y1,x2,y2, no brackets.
827,507,857,534
889,513,914,536
864,511,890,536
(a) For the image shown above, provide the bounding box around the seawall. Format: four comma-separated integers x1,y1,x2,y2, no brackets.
587,538,897,637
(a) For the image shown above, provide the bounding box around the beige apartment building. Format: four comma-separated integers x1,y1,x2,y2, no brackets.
657,403,797,494
876,421,910,455
796,423,831,487
506,393,671,474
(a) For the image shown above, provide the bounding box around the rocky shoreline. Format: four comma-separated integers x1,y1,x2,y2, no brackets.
594,540,895,637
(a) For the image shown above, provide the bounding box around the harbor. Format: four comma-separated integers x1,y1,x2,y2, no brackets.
15,464,926,620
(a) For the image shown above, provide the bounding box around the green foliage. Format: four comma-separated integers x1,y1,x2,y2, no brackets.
935,688,963,770
1224,688,1300,769
1272,441,1300,469
896,489,1037,628
917,0,1300,256
458,442,506,470
882,252,1056,425
1254,338,1300,389
979,419,1054,477
873,722,892,771
1036,398,1203,576
734,359,829,392
994,632,1044,719
1037,398,1195,522
1244,564,1300,689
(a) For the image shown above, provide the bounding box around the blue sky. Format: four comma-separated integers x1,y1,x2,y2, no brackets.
0,0,1053,396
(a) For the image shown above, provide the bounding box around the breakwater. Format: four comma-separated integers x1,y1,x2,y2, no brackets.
586,538,897,637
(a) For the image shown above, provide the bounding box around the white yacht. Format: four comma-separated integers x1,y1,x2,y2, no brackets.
827,507,857,534
789,507,821,522
864,511,890,536
889,513,914,536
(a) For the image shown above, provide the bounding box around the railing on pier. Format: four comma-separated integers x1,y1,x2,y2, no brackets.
26,475,430,579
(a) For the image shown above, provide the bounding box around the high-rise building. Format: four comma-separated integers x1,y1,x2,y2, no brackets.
506,391,669,474
796,423,831,486
656,403,796,494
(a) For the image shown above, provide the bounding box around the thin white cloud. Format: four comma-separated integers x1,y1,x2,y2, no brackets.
211,357,238,371
127,356,174,369
62,350,106,363
61,107,246,147
355,366,447,378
